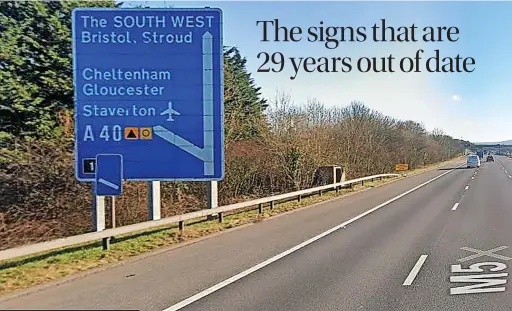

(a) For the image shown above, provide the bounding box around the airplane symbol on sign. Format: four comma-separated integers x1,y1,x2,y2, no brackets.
160,101,180,122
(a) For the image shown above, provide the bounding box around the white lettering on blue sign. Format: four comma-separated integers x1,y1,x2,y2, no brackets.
81,125,123,142
141,31,193,44
80,14,216,30
82,84,164,96
80,15,107,28
79,15,217,45
169,16,215,28
82,68,172,81
81,31,133,44
82,105,156,117
113,15,167,28
84,125,94,141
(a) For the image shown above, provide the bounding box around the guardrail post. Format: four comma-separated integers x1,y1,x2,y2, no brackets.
319,190,323,196
102,236,110,250
270,201,275,209
258,203,263,213
336,186,340,193
218,212,224,223
298,194,302,202
148,181,161,220
92,183,106,232
179,221,184,235
361,180,364,186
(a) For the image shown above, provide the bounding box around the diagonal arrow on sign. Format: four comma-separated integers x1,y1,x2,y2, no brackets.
98,178,119,190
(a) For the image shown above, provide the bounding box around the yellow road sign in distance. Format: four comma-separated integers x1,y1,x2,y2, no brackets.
395,164,409,171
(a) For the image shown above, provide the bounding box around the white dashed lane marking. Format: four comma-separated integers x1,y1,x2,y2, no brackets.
452,203,460,211
403,255,428,286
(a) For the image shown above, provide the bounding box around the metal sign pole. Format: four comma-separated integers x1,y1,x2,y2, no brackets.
148,181,161,220
111,196,116,229
92,183,106,232
207,181,218,220
103,196,116,250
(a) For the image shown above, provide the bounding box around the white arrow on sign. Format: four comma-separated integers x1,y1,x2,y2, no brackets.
153,31,215,176
98,178,119,190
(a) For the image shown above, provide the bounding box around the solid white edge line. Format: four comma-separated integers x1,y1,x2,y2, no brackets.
162,164,463,311
451,202,460,211
403,255,428,286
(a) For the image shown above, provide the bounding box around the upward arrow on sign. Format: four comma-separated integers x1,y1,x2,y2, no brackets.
153,31,215,176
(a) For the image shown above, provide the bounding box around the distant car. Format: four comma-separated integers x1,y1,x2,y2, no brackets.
487,155,494,162
467,155,481,168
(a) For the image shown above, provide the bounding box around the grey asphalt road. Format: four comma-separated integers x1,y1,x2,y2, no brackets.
3,158,510,311
497,155,512,179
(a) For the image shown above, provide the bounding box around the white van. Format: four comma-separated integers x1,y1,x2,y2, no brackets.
467,155,481,168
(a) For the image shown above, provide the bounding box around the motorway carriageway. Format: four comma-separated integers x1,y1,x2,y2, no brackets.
2,157,512,311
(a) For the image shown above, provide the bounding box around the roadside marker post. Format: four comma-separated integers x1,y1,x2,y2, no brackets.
72,8,225,236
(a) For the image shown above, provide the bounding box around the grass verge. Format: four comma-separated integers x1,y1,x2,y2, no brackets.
0,157,462,297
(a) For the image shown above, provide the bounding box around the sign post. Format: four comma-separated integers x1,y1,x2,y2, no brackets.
72,8,225,236
206,181,218,220
95,154,123,249
91,184,106,232
148,181,161,221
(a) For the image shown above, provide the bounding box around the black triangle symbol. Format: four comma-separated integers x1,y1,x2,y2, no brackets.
127,130,137,138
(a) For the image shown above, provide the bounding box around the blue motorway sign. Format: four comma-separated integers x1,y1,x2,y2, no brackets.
72,8,224,181
96,154,123,196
